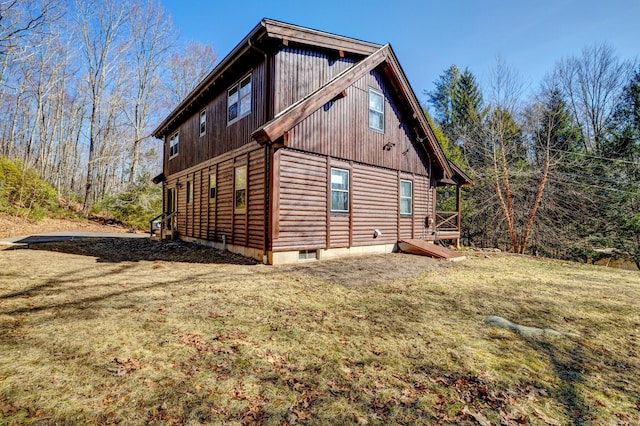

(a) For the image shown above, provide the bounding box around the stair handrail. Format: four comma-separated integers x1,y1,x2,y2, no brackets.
149,211,178,237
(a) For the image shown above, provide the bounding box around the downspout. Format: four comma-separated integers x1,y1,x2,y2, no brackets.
249,39,272,265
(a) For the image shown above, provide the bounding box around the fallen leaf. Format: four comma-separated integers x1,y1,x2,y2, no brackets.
462,406,491,426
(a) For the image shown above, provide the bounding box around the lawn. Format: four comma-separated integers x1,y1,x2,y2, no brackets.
1,239,639,425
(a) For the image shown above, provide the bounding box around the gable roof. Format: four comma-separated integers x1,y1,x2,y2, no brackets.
153,18,456,180
152,19,380,139
251,43,453,179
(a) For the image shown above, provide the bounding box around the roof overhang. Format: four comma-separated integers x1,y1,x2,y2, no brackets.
151,172,166,184
152,19,381,140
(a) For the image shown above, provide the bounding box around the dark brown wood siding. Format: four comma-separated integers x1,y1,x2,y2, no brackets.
164,144,265,250
164,60,268,176
273,47,356,115
272,149,434,252
272,150,327,251
283,67,430,176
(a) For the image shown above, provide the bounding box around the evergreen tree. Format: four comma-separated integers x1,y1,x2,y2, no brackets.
426,64,460,137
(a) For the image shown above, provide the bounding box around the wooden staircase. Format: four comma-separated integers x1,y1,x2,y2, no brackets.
398,239,466,261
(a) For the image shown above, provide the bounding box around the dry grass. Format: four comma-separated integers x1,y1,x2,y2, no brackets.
0,239,639,425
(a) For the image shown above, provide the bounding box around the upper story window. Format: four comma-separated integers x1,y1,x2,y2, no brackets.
199,109,206,137
369,88,385,133
400,180,413,216
169,132,179,159
330,168,349,213
227,74,252,124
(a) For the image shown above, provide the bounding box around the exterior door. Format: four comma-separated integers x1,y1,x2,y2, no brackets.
167,187,177,230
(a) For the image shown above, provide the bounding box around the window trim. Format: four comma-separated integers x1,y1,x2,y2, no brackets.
368,88,385,133
199,108,206,137
209,173,216,203
330,167,350,213
227,73,252,125
400,179,413,216
168,132,179,159
234,165,247,213
186,180,193,204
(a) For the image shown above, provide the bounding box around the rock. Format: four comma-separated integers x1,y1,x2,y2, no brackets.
484,315,579,338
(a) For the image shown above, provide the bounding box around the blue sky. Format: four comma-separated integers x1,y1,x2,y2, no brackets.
162,0,639,105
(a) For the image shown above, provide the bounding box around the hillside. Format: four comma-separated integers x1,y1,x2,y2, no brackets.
0,213,134,239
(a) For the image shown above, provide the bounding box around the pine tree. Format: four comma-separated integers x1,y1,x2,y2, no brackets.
426,64,460,137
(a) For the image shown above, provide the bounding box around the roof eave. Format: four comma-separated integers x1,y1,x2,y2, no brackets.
152,20,268,139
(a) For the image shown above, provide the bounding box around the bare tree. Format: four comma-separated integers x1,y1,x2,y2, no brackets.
72,0,128,215
164,41,217,108
123,0,174,185
554,44,634,153
0,0,51,56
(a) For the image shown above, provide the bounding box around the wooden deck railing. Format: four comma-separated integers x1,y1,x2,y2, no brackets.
435,211,459,232
149,211,178,238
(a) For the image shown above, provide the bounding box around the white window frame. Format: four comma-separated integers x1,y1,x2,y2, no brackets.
234,165,247,213
368,88,385,133
330,168,350,213
400,179,413,216
169,132,179,159
227,74,252,125
199,109,206,137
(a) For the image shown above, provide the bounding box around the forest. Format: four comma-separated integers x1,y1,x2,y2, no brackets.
0,0,638,267
427,52,639,268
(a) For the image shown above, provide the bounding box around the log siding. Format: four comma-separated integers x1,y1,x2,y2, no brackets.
271,148,434,252
165,144,265,250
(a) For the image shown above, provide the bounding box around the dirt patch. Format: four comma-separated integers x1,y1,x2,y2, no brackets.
0,214,132,238
276,252,448,286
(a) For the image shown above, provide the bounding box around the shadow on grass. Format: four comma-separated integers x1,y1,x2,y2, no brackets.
0,262,211,318
524,337,590,425
28,237,258,265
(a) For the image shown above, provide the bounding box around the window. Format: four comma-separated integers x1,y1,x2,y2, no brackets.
369,88,384,132
209,174,216,202
400,180,412,215
227,74,251,124
299,250,318,261
169,132,179,159
199,109,206,136
186,180,193,204
234,165,247,212
331,168,349,213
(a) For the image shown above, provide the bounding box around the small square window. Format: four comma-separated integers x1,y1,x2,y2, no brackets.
298,249,318,261
199,109,206,137
369,89,384,133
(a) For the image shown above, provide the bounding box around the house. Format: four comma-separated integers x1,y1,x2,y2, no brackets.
151,19,472,264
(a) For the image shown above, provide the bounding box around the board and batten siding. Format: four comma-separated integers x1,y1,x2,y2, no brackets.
283,67,430,176
272,149,434,252
272,47,357,115
164,60,268,176
165,144,265,250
